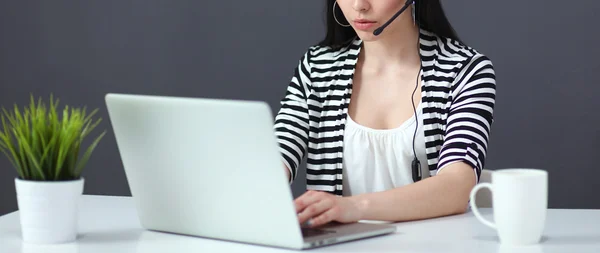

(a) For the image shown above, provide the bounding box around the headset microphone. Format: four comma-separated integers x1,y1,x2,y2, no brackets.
373,0,414,36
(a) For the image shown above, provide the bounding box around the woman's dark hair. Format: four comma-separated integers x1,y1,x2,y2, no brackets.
319,0,462,49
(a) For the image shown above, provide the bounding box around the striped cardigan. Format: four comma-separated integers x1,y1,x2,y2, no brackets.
274,28,496,195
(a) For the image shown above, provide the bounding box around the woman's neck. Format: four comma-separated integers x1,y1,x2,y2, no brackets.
359,21,421,71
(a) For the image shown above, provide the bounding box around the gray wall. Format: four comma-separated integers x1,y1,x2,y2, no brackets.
1,0,599,216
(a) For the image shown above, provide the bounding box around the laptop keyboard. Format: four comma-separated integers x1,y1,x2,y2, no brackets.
302,228,336,237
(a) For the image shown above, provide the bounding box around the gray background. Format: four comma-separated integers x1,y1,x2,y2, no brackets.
1,0,599,216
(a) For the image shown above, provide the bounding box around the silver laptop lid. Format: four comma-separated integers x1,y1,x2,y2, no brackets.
105,93,305,249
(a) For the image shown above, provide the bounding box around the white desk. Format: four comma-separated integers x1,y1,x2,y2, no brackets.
0,195,599,253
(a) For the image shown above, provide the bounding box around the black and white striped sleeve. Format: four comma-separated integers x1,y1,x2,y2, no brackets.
437,54,496,183
273,51,312,183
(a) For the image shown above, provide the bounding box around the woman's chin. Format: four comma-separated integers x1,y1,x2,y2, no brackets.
355,30,379,42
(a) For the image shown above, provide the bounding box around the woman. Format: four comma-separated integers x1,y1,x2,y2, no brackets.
274,0,496,228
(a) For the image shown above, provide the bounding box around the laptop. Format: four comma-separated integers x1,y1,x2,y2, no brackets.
104,93,396,250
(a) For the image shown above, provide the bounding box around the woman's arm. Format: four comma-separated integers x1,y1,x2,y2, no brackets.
350,162,476,221
274,51,313,183
295,162,475,226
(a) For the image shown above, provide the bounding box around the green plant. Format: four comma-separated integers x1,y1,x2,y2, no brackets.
0,94,106,181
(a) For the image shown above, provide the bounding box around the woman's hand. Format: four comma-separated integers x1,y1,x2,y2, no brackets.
295,190,364,228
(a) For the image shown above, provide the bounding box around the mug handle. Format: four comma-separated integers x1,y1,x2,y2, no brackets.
469,183,497,229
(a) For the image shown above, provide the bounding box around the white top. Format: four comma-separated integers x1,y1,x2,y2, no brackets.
342,102,429,196
1,195,598,253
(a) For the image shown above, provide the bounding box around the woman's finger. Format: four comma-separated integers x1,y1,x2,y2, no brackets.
294,190,322,213
308,206,341,227
297,197,334,225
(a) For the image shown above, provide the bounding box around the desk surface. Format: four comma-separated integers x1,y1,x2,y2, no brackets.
1,195,599,253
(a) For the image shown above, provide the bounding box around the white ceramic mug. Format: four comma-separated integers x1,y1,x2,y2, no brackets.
469,168,548,245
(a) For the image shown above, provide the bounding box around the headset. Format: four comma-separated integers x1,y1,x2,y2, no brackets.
372,0,423,182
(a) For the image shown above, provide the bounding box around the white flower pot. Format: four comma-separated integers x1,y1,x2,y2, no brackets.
15,177,84,244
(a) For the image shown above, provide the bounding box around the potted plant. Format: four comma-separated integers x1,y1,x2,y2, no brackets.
0,94,106,244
